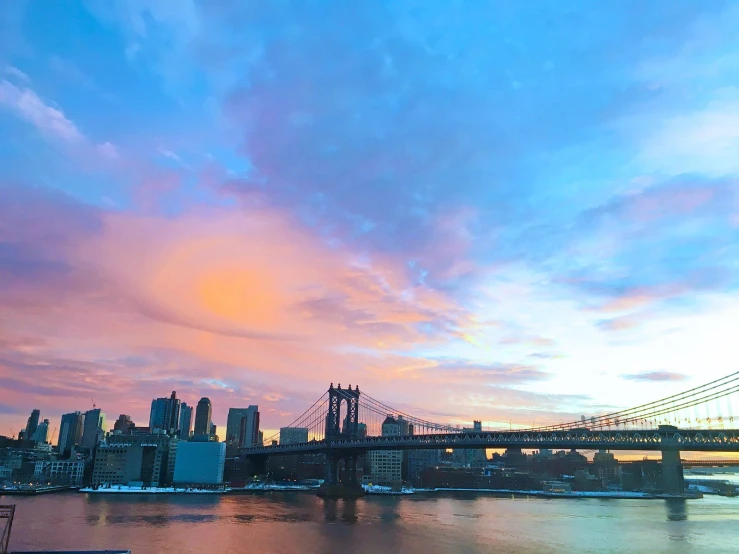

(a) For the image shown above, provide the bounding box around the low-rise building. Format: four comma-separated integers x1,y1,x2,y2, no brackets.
33,460,85,485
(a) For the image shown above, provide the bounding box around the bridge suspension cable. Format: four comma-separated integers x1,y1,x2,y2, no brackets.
260,391,329,445
261,371,739,446
529,371,739,432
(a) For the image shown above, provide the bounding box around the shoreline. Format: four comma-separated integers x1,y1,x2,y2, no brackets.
79,486,229,494
412,488,703,500
72,485,705,500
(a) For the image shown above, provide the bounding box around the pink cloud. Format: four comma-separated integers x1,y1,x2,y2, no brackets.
1,193,510,433
622,371,688,382
597,315,641,332
0,187,590,436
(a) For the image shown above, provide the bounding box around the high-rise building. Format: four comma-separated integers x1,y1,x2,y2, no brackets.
226,406,260,448
242,406,259,447
81,408,106,448
164,391,181,434
368,416,405,487
31,418,50,443
194,398,212,437
210,422,218,441
113,414,135,434
226,408,248,445
453,420,487,467
279,427,309,445
25,409,40,439
149,391,181,434
179,403,193,439
58,411,84,453
149,398,167,430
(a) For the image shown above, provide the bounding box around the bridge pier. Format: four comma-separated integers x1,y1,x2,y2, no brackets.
658,425,685,495
318,451,364,498
661,449,685,495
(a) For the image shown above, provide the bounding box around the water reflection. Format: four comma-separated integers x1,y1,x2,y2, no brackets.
321,499,358,523
664,499,688,521
323,498,337,522
342,499,357,523
9,492,739,553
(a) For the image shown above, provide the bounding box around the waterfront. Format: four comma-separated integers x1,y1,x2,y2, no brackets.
4,492,739,553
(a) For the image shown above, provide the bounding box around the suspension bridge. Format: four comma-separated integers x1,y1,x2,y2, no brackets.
242,372,739,496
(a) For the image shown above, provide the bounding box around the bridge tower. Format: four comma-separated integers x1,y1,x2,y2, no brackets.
319,384,364,498
325,383,360,441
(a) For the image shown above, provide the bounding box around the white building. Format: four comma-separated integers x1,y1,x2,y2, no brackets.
33,460,85,485
173,441,226,485
368,416,405,487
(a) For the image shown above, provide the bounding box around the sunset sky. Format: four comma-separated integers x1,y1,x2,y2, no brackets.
2,1,739,438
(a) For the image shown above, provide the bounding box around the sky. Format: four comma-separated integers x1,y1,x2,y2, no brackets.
1,1,739,439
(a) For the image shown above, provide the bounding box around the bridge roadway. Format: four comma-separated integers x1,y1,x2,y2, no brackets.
243,428,739,456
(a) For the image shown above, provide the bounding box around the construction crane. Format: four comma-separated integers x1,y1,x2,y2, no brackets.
50,426,58,445
91,397,96,409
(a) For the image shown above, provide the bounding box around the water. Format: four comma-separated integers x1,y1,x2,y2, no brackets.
5,492,739,553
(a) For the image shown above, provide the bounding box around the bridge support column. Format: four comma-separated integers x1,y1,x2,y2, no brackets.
661,450,685,495
324,453,340,485
318,451,364,498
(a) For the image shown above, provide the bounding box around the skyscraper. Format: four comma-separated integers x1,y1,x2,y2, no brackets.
226,408,248,445
194,398,212,437
81,408,106,448
227,406,260,447
113,414,135,434
25,409,40,439
59,411,84,453
149,391,181,434
225,406,260,447
31,418,50,443
163,391,181,434
149,398,167,430
179,403,193,439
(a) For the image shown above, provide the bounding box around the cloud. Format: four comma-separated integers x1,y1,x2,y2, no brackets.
597,316,642,332
634,89,739,176
555,175,739,318
622,371,688,383
159,149,181,162
97,141,119,158
529,352,563,360
0,79,83,141
422,361,550,385
4,65,30,82
0,185,492,428
0,80,119,159
4,1,739,438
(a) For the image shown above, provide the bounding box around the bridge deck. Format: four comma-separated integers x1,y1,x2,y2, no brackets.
244,429,739,456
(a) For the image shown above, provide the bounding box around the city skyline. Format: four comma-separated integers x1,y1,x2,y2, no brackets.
3,2,739,437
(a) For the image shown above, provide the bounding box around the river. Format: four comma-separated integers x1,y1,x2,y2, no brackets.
4,492,739,553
